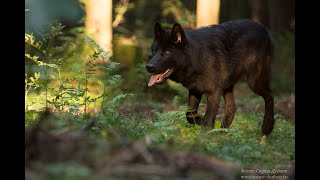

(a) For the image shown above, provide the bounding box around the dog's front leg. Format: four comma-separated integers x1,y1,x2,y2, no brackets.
202,89,222,129
186,90,203,125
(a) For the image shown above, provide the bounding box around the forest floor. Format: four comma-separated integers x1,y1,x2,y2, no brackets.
25,82,295,180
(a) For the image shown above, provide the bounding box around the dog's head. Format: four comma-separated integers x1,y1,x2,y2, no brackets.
146,22,188,87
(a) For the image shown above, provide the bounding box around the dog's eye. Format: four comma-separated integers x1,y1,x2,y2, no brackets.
165,50,170,55
151,49,156,54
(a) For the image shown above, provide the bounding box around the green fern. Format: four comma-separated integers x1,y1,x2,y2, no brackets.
25,33,43,50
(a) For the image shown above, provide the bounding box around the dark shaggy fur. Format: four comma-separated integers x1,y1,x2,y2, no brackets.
146,19,275,135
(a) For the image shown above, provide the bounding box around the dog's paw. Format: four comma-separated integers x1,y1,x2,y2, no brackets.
262,117,275,135
186,114,203,125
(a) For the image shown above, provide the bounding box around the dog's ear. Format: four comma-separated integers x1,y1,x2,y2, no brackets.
154,22,164,39
171,23,187,46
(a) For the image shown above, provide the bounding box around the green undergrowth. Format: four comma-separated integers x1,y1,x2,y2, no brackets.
112,110,295,168
44,105,294,169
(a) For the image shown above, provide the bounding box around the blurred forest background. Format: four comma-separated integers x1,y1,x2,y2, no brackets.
25,0,295,179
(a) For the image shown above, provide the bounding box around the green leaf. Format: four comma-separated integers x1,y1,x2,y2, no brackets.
25,53,40,62
25,53,60,70
107,74,122,85
34,72,40,79
214,120,221,128
105,62,120,70
107,94,134,106
25,33,43,49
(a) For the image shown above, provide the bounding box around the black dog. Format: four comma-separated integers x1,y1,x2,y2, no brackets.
146,19,275,135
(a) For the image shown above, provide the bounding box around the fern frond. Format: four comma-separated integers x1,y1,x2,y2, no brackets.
25,53,60,69
25,33,43,53
106,74,122,85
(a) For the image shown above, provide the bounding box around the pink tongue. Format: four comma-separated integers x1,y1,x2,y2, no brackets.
148,74,162,87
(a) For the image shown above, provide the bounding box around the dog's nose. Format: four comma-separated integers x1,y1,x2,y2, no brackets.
146,64,155,73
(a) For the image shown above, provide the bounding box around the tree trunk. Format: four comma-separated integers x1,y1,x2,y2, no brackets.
251,0,269,27
268,0,295,33
219,0,250,23
85,0,113,52
197,0,220,27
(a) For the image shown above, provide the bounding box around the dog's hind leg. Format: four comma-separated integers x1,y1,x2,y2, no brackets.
186,90,203,125
247,58,274,135
222,85,236,128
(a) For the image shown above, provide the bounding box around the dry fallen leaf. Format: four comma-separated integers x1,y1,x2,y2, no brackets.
260,135,267,145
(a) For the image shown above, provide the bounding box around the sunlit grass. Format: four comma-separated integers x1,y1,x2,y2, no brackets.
96,108,294,169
